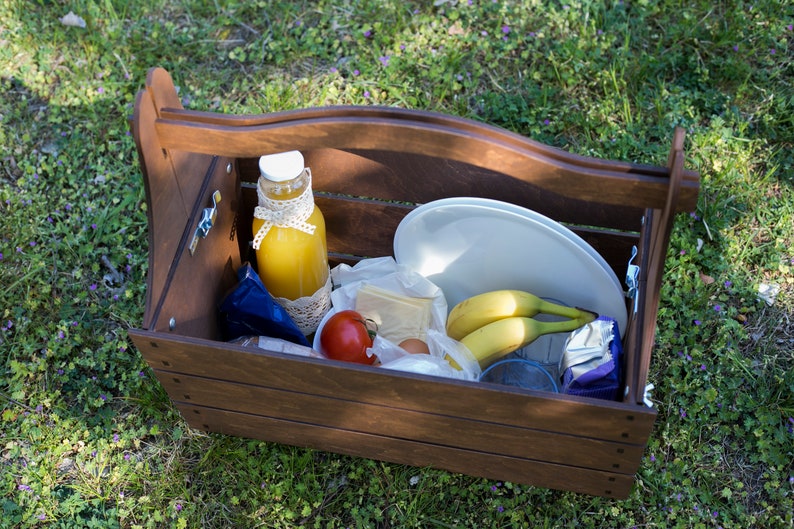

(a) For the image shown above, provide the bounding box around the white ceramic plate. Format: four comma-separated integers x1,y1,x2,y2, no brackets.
393,198,627,336
441,197,623,292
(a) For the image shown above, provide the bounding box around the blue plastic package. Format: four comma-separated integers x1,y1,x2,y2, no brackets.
218,263,310,346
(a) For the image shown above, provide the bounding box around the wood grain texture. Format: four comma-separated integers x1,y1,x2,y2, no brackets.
175,404,636,498
149,158,242,339
153,116,698,213
128,330,657,445
160,104,698,183
236,181,640,280
236,149,649,233
145,67,183,114
131,89,189,327
132,80,221,328
158,372,645,473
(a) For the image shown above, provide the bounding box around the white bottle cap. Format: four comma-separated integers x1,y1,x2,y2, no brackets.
258,151,305,182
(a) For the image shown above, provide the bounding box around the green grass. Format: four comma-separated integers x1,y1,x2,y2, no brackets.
1,0,792,527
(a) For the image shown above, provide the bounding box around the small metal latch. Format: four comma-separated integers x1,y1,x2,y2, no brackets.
189,190,221,256
643,383,655,408
625,245,640,314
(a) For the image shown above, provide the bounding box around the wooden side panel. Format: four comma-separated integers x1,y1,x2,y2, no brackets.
157,372,645,473
128,330,657,445
621,209,653,406
131,89,189,327
146,69,213,220
148,158,242,339
623,130,686,405
636,138,686,400
132,82,221,328
175,404,636,499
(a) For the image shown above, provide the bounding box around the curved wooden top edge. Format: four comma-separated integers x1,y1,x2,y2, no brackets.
153,114,699,211
159,105,698,183
145,67,183,116
139,67,699,212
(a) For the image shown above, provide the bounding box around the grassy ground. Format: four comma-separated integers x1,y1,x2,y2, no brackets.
1,0,792,527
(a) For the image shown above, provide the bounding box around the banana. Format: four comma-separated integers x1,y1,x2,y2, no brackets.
459,314,598,369
446,289,597,340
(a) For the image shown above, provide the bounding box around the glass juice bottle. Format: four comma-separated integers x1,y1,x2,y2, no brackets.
252,151,330,334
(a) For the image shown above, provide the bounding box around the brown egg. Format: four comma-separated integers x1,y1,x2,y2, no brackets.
398,338,430,355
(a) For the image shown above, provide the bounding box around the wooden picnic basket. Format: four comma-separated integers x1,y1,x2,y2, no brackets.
127,67,699,499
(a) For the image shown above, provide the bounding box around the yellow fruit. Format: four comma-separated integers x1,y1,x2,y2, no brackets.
459,315,597,369
446,289,596,340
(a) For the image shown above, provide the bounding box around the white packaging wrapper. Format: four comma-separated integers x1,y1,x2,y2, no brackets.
560,319,614,382
230,335,325,359
327,257,481,380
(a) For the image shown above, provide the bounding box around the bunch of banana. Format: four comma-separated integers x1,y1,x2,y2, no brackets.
446,290,597,369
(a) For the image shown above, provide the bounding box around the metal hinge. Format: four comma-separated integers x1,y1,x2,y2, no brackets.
189,190,221,256
625,245,640,314
643,383,655,408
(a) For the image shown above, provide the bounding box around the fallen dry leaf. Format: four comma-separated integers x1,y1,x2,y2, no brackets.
699,272,715,284
448,21,465,36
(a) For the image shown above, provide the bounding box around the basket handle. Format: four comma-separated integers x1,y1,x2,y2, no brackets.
141,68,698,213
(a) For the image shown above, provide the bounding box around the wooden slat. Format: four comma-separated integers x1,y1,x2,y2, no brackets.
320,196,413,259
226,186,417,279
319,196,640,272
160,104,698,185
175,404,636,499
153,116,699,213
157,372,645,473
128,330,657,445
237,150,648,233
574,228,641,283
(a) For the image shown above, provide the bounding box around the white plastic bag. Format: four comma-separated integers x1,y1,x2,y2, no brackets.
328,257,480,380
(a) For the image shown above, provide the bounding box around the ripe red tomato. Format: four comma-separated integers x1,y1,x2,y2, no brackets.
320,310,377,365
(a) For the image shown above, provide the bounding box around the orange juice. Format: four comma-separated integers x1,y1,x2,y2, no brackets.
252,151,329,303
252,205,328,300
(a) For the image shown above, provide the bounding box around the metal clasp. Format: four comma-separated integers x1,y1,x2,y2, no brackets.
189,190,221,256
643,383,655,408
625,245,640,314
